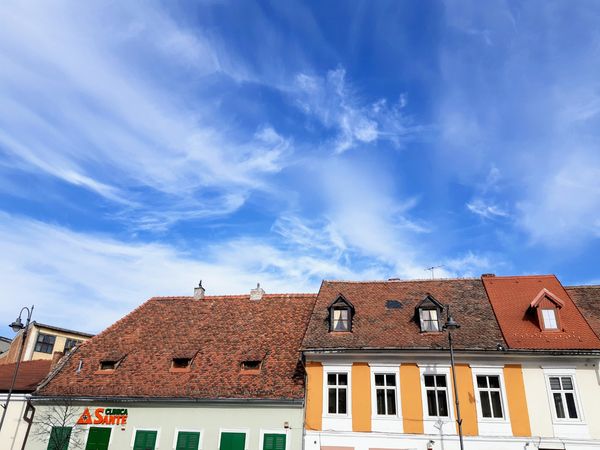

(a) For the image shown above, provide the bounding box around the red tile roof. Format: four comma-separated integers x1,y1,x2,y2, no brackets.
0,360,52,392
482,275,600,350
566,285,600,340
302,279,506,351
37,294,316,400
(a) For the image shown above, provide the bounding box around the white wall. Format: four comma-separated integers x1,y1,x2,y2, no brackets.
24,403,304,450
0,394,31,450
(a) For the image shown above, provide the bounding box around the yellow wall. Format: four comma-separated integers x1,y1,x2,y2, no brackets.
451,364,478,436
400,363,423,434
351,362,371,432
305,361,323,431
504,364,531,437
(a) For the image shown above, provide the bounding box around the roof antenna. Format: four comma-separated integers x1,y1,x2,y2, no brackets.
425,265,444,280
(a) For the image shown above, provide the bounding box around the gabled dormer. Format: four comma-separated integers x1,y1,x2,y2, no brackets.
328,295,355,332
415,294,444,332
529,288,565,331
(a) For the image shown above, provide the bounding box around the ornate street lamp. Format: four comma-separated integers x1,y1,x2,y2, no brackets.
443,308,464,450
0,306,34,432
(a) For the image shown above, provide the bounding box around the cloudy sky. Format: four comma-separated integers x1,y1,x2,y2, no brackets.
1,0,599,335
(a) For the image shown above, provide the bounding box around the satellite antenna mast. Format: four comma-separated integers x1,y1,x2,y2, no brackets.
425,265,444,280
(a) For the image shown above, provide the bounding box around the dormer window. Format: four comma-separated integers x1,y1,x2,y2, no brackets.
99,360,118,371
529,288,564,332
328,295,355,332
170,357,192,372
241,360,262,373
415,294,444,333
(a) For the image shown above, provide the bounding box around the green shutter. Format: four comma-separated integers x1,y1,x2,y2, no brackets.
176,431,200,450
219,432,246,450
47,426,72,450
133,430,158,450
85,427,112,450
263,434,286,450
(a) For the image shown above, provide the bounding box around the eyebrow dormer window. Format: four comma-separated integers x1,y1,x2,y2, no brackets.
241,360,262,373
328,295,355,333
541,309,558,330
416,294,444,333
170,357,192,372
99,360,117,371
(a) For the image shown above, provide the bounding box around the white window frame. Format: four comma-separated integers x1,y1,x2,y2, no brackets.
370,367,401,418
130,427,161,449
541,309,558,329
470,366,512,436
543,370,584,424
258,428,290,450
423,373,452,418
323,367,352,417
419,365,456,435
172,428,203,450
218,428,250,450
419,308,441,332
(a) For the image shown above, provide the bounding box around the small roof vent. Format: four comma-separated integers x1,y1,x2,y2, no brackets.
250,283,265,301
386,300,403,309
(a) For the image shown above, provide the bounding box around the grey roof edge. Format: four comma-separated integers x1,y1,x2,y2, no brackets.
32,322,94,338
301,347,600,356
30,395,303,406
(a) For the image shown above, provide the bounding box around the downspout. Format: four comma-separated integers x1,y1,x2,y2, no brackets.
21,398,35,450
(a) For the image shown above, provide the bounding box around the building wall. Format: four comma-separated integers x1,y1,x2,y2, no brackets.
304,356,600,450
0,394,31,450
25,403,304,450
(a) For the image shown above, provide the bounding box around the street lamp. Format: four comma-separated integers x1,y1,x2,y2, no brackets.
443,308,464,450
0,305,34,432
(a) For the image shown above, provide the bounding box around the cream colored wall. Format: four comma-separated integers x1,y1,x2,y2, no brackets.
25,403,304,450
522,365,554,437
576,362,600,439
26,326,91,361
0,395,30,450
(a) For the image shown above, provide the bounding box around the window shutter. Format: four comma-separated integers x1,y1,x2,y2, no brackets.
176,432,200,450
220,432,246,450
263,433,286,450
47,426,72,450
133,430,157,450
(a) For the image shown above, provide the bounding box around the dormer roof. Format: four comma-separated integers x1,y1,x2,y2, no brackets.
415,294,445,311
530,288,565,309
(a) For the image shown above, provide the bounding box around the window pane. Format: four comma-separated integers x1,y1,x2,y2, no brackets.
490,391,503,418
328,388,337,414
542,309,558,329
429,310,438,321
338,388,347,414
437,390,449,417
376,389,386,415
480,391,492,418
375,374,384,386
424,375,434,387
476,375,487,389
338,374,348,385
386,374,396,386
489,376,500,389
436,375,447,387
565,393,578,419
561,377,573,390
386,389,396,415
549,377,561,390
327,374,336,385
554,393,565,418
426,390,438,416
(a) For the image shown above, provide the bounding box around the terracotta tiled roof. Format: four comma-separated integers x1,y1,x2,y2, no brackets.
566,285,600,340
482,275,600,350
0,360,52,392
37,294,316,400
302,279,506,351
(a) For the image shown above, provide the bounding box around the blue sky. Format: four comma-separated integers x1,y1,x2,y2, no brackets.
1,0,600,335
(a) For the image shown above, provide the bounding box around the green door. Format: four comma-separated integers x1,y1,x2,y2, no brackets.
263,434,286,450
219,432,246,450
85,427,111,450
133,430,158,450
47,426,72,450
176,431,200,450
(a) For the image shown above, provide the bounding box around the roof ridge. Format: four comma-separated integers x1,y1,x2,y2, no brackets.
486,274,556,280
150,293,317,300
566,285,600,289
323,277,480,284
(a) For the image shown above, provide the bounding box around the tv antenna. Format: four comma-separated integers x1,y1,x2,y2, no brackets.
425,265,444,279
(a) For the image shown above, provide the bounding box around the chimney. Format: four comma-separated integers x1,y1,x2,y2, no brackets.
250,283,265,301
482,273,496,278
51,351,64,370
194,280,205,300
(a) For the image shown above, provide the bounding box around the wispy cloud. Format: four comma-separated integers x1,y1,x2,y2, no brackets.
292,68,423,153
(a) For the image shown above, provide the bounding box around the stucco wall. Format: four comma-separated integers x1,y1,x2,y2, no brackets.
24,403,304,450
0,394,30,450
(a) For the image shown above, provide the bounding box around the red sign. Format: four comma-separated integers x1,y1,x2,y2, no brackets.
76,407,128,426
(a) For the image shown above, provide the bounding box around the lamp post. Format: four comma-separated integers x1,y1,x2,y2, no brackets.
0,306,34,432
443,308,464,450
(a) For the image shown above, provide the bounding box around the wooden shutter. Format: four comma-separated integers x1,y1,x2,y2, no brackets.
263,434,286,450
85,427,112,450
176,431,200,450
219,432,246,450
47,427,72,450
133,430,158,450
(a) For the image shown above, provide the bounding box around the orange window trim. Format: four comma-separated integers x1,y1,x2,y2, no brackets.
504,364,531,437
399,363,423,434
351,362,371,432
305,361,323,431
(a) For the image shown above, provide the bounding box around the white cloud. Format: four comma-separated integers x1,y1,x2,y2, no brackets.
0,1,291,228
292,68,422,153
467,199,509,220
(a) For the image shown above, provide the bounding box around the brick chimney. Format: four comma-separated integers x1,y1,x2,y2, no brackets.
194,280,205,300
250,283,265,301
